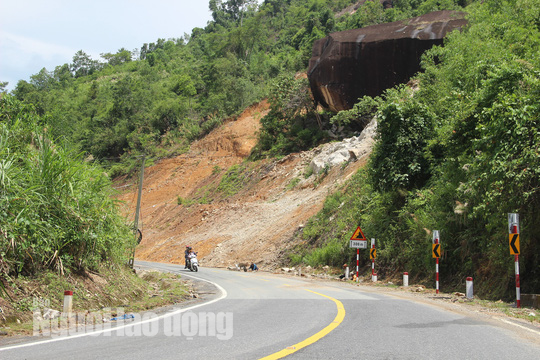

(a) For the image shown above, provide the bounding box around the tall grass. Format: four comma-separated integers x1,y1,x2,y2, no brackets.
0,95,134,276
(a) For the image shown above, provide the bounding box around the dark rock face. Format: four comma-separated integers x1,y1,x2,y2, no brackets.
308,10,467,112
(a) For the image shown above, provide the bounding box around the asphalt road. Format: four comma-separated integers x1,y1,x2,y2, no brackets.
1,260,539,359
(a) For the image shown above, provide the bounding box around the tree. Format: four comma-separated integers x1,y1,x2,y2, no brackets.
0,81,8,93
344,0,386,29
12,80,43,114
101,48,133,66
52,64,73,87
71,50,100,78
210,0,258,27
368,87,434,192
172,74,197,97
257,73,322,156
140,43,149,60
30,68,53,91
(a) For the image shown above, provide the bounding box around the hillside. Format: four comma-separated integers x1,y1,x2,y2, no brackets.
117,100,375,269
4,0,539,301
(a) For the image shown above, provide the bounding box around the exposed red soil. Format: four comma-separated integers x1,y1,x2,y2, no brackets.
116,100,366,270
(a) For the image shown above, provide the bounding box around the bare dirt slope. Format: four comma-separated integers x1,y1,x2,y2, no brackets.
116,101,369,270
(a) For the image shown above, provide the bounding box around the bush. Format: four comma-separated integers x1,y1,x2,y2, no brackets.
0,96,134,276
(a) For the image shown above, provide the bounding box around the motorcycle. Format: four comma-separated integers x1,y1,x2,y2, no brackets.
187,252,199,272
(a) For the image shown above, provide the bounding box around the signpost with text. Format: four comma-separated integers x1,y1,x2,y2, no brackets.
350,227,367,281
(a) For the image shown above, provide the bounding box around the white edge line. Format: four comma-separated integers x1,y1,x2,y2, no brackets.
498,318,540,335
0,271,227,352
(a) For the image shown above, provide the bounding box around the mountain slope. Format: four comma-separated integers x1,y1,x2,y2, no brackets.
117,100,375,269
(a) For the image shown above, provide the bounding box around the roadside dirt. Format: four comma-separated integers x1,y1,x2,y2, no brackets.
116,100,367,270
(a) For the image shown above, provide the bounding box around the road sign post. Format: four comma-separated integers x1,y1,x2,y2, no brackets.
350,226,367,282
370,238,376,281
356,249,359,281
432,230,441,294
508,213,521,308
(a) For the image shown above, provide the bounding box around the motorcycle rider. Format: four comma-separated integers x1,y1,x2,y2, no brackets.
184,245,192,269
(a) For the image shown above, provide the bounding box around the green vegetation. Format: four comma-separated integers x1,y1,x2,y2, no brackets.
5,0,465,172
1,0,375,279
216,163,253,197
287,177,301,190
1,266,188,335
174,161,258,207
291,0,540,300
0,96,134,276
253,74,325,157
2,0,539,302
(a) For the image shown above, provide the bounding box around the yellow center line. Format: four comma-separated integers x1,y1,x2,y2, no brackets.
258,289,346,360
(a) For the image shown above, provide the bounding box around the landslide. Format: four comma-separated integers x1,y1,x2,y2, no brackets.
116,100,371,270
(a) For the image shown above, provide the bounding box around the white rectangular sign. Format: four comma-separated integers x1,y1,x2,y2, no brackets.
350,240,368,249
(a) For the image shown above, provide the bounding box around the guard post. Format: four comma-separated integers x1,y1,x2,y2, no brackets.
370,238,376,282
432,230,441,294
508,213,521,308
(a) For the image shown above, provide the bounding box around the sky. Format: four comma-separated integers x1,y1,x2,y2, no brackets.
0,0,213,91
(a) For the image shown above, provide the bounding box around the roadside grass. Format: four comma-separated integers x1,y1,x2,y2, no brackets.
0,265,189,336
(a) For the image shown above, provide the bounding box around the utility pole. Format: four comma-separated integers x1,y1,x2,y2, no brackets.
129,154,145,268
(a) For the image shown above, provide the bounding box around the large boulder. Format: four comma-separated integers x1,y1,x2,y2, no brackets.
308,10,467,112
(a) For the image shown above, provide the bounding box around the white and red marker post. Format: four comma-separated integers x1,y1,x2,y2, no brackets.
466,277,473,299
63,290,73,315
433,230,440,294
356,248,359,281
508,213,520,308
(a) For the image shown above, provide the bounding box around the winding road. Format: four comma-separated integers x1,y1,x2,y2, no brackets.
1,260,539,359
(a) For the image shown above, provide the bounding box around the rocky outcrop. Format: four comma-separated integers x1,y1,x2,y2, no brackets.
308,10,467,112
310,117,377,174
